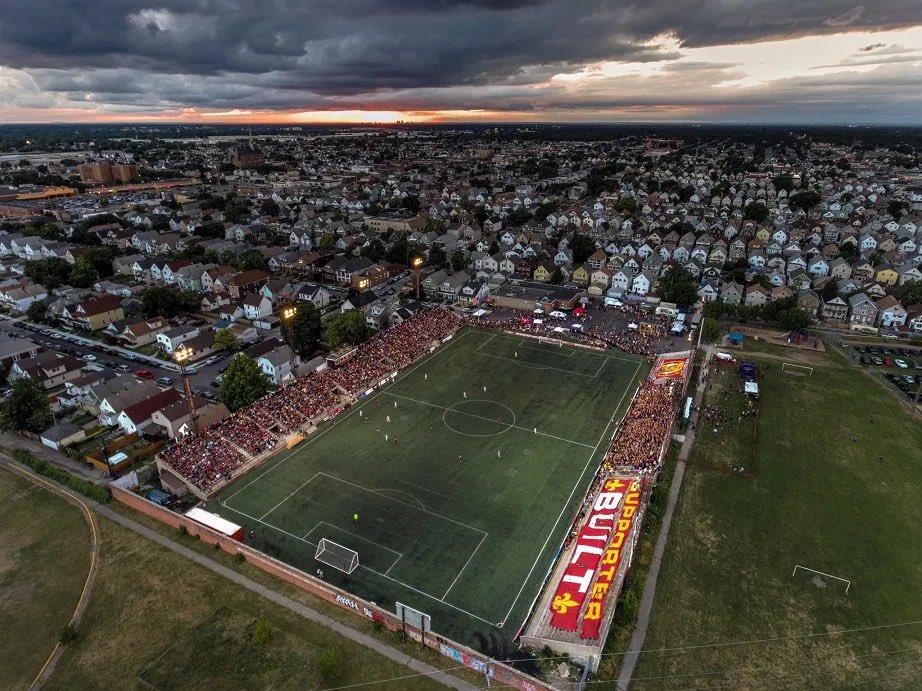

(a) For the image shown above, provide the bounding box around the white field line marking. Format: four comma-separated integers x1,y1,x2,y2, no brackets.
498,357,642,626
218,502,499,627
317,472,487,536
475,350,602,378
488,330,640,365
372,487,426,510
474,333,496,354
383,391,594,448
259,471,321,520
384,554,402,577
223,328,477,502
442,531,488,601
307,520,403,559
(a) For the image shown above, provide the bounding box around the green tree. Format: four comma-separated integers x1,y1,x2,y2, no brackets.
323,310,369,349
450,250,468,271
318,234,336,252
789,190,821,213
656,266,698,305
401,195,420,213
219,355,271,412
743,201,769,224
237,249,268,272
777,308,811,330
569,233,596,264
899,280,922,306
0,377,53,433
282,303,322,357
213,328,239,352
362,238,386,261
26,301,48,324
888,200,908,220
428,246,448,268
550,265,564,284
772,172,795,193
69,256,98,288
142,286,183,318
25,258,72,290
701,316,721,343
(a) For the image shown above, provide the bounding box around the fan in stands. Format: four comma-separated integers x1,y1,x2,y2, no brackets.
159,308,459,494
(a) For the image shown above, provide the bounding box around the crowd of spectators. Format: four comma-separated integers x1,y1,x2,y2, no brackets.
466,308,669,358
601,382,676,475
159,308,460,494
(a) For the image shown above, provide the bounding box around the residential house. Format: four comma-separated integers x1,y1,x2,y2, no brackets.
720,281,744,305
227,269,269,298
0,336,40,368
243,293,273,321
875,295,907,328
848,293,878,328
9,351,84,390
821,296,849,323
745,284,771,307
117,388,183,435
156,325,200,354
62,295,125,331
257,344,300,385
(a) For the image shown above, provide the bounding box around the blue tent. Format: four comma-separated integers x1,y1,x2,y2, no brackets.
727,332,745,345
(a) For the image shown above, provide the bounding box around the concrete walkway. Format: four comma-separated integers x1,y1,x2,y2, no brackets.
616,347,713,690
1,456,475,691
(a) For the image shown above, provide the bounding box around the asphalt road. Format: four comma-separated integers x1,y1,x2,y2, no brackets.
0,316,229,394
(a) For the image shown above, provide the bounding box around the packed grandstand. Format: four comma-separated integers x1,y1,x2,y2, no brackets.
158,308,460,494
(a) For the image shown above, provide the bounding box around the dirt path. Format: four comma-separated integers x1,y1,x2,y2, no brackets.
1,462,101,690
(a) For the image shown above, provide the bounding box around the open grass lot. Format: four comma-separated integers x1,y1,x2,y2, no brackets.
216,327,646,645
0,469,91,689
48,517,448,691
632,344,922,689
688,362,759,475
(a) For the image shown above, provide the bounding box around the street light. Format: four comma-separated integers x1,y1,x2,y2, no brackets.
282,306,298,321
174,345,199,435
411,256,424,301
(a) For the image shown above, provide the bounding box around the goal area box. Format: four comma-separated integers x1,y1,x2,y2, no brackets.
315,538,359,574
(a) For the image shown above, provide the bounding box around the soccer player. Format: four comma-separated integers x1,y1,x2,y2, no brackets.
353,513,359,522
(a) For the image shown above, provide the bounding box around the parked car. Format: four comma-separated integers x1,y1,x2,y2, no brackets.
872,357,883,365
82,353,97,361
203,355,219,366
156,376,174,386
883,357,894,367
895,359,909,368
136,370,154,380
124,352,138,360
184,366,198,375
115,364,132,373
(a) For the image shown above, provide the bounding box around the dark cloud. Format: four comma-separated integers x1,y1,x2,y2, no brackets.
859,42,888,51
0,0,920,121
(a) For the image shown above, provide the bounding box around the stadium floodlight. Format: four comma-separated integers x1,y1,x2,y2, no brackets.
315,538,359,574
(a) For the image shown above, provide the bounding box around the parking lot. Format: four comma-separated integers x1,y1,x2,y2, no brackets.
841,342,922,403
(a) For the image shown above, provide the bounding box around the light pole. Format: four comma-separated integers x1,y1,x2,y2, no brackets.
281,305,297,346
411,256,424,301
174,345,199,435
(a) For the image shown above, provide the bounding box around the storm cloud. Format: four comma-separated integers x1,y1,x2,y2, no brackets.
0,0,921,121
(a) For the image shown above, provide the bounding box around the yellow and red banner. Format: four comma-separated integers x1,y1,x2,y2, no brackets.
580,484,641,639
653,357,688,381
549,478,640,633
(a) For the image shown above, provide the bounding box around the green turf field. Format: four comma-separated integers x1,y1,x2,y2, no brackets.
215,327,647,645
630,345,922,689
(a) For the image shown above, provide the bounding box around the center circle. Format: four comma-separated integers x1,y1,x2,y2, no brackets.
442,399,516,437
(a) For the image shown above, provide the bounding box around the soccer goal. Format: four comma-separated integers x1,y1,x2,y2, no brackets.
781,362,814,376
315,538,359,574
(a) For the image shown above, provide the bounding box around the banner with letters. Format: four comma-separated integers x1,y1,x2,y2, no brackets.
579,486,641,639
548,477,640,632
652,357,689,381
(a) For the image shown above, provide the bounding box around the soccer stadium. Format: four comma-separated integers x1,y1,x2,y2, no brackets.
155,308,689,660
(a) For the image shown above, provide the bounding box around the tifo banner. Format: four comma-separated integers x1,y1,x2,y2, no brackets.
653,357,688,380
549,478,637,632
579,482,641,639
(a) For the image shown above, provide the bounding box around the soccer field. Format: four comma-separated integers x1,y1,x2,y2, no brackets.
214,327,647,644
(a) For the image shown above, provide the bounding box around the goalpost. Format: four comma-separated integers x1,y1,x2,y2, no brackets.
315,538,360,574
781,362,814,376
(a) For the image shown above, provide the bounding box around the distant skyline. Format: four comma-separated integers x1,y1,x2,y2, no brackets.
1,1,921,125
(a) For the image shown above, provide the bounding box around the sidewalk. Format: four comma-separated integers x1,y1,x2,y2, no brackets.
0,432,107,484
617,346,713,690
1,454,475,691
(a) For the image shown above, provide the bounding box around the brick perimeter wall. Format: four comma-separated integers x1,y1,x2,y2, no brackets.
111,484,553,691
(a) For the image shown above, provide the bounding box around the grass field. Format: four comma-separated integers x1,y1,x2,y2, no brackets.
215,327,647,645
45,515,450,690
631,343,922,689
0,469,91,689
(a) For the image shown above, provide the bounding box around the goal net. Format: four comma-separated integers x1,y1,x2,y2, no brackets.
781,362,814,376
315,538,359,574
